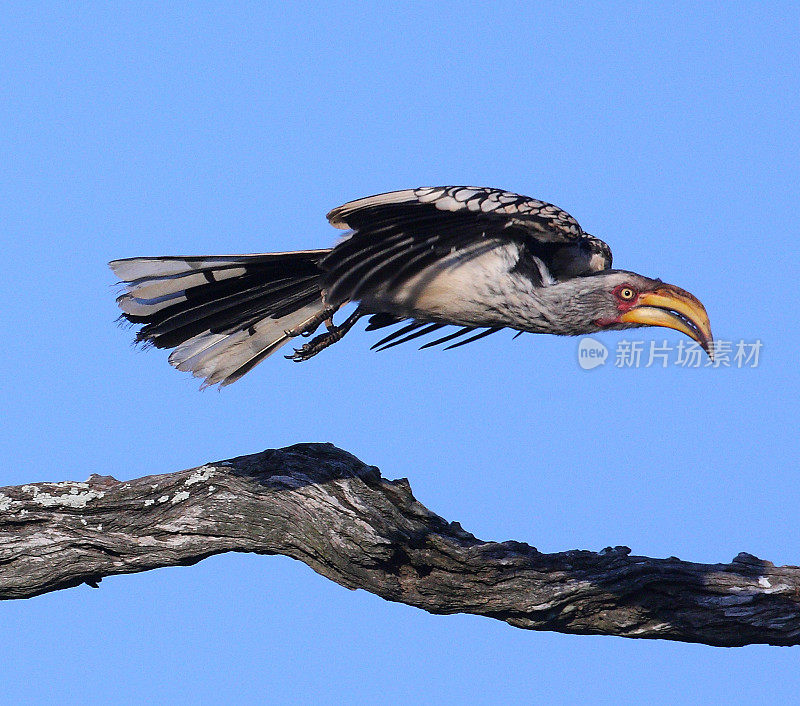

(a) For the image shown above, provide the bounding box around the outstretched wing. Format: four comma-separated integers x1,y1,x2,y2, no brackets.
322,186,609,303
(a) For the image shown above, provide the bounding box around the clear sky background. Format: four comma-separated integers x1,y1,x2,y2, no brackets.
2,3,799,704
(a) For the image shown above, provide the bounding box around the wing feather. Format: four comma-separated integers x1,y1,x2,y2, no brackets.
443,327,501,350
418,326,475,349
365,319,502,352
372,323,445,351
323,186,610,303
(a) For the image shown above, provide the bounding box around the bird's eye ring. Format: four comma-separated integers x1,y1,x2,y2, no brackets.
619,286,636,301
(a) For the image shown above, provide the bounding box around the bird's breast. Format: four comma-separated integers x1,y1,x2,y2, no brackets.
360,242,544,328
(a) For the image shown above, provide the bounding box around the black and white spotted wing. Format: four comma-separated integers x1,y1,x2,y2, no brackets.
322,186,605,304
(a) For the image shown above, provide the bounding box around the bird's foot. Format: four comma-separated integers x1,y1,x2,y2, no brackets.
286,308,363,362
287,329,345,362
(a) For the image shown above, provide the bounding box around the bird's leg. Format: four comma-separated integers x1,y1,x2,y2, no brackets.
287,307,364,362
284,306,338,338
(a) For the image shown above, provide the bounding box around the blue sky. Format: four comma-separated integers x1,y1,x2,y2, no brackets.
2,2,799,703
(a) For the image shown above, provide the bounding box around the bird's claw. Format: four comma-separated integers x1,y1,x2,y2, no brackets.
285,338,326,362
285,320,353,362
284,307,363,362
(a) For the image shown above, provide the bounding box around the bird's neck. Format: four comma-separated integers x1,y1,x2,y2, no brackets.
508,276,600,336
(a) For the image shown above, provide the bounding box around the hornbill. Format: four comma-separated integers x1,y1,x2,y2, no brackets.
111,186,713,387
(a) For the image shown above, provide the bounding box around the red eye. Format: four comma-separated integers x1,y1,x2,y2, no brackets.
618,286,637,301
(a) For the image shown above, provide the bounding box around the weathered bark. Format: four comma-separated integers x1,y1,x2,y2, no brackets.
1,442,797,647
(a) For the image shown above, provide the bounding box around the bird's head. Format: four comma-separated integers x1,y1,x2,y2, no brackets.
560,270,713,357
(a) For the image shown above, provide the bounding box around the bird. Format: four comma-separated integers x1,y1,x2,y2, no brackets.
110,185,713,387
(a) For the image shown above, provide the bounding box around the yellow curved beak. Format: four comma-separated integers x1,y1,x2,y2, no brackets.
619,285,714,359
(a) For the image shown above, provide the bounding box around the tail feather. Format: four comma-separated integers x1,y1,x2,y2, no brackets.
111,250,332,387
172,301,327,387
129,275,320,349
110,251,328,281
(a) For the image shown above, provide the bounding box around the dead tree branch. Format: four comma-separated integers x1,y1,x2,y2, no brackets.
1,443,797,647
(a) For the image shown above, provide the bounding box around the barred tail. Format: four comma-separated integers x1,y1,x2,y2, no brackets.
110,250,332,387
